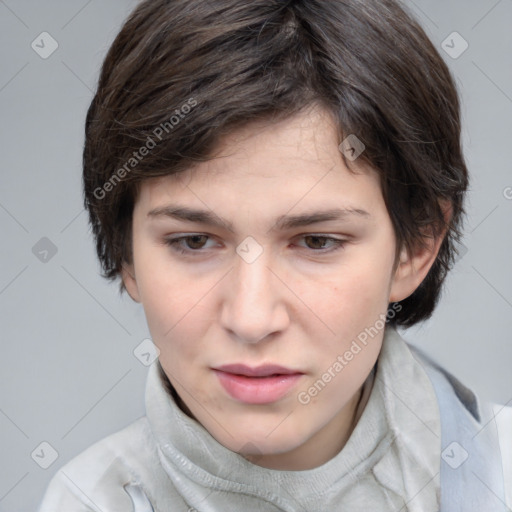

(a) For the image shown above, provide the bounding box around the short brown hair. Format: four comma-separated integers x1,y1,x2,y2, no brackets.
83,0,469,327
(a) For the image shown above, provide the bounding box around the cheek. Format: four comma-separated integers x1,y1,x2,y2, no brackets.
136,261,209,354
313,256,392,325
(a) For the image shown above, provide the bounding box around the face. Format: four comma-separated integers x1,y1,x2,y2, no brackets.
123,105,440,470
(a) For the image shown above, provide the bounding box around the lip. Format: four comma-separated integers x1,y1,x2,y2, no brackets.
215,363,301,377
212,364,304,404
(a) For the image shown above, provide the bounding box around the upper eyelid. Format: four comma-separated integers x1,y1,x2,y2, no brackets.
166,232,347,237
165,233,347,248
165,233,346,241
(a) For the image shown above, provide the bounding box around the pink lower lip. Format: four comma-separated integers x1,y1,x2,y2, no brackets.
213,370,303,404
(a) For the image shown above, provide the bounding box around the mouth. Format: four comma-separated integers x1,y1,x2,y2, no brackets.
212,364,305,404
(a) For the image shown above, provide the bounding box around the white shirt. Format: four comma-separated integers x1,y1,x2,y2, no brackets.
38,326,511,511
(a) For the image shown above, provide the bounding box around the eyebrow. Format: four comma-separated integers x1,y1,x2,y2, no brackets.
146,205,371,232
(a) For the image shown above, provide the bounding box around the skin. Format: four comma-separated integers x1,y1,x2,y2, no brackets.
122,104,447,471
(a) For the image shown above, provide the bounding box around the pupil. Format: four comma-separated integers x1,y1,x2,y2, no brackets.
189,235,206,248
307,236,324,249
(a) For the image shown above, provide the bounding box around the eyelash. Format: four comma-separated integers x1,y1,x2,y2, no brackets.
163,234,347,256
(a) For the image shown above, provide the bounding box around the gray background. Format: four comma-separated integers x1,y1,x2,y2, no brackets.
0,1,511,510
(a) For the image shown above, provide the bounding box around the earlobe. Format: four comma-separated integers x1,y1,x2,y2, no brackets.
121,263,141,303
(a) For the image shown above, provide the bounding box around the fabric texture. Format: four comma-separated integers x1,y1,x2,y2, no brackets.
38,326,512,511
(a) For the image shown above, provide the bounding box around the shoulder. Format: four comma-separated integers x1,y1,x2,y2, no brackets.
38,416,175,511
408,341,512,507
492,401,512,507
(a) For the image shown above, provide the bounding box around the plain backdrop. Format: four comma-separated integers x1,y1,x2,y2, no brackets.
0,1,511,510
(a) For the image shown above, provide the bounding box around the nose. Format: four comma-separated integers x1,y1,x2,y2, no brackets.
220,248,290,344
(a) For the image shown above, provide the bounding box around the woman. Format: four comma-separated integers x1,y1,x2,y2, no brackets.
39,0,512,510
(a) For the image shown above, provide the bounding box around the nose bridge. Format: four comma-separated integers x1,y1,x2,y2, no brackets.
233,235,273,297
221,241,287,343
237,252,271,299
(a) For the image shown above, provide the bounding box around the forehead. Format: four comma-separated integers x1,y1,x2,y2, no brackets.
135,105,383,217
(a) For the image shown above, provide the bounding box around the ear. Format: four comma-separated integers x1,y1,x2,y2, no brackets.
389,200,452,303
121,262,141,303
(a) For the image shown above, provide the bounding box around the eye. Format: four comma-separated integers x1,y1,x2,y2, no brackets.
163,234,347,257
164,234,214,255
297,235,347,252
